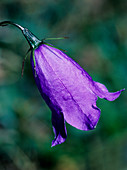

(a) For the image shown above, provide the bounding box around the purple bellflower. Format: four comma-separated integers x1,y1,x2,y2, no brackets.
0,21,124,147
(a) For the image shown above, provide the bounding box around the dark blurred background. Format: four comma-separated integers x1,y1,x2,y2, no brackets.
0,0,127,170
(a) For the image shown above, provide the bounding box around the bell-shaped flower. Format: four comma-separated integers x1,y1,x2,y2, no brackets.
0,21,124,147
31,44,124,146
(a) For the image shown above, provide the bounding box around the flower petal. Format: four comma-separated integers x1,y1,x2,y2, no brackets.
31,45,101,131
51,111,67,147
93,82,125,101
30,44,124,146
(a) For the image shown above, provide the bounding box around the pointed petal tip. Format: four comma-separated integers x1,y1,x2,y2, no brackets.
94,82,125,101
51,135,67,147
104,88,125,101
121,88,125,92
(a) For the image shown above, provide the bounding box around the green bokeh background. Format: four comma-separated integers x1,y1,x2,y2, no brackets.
0,0,127,170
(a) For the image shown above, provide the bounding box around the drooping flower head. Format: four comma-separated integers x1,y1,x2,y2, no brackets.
0,21,125,147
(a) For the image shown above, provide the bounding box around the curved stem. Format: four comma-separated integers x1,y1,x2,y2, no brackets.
0,21,24,31
0,21,41,49
0,21,40,77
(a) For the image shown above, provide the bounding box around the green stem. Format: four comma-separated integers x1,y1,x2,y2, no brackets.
0,21,41,49
43,37,69,41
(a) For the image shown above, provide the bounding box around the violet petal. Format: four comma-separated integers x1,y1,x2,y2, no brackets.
30,44,124,146
51,111,67,147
